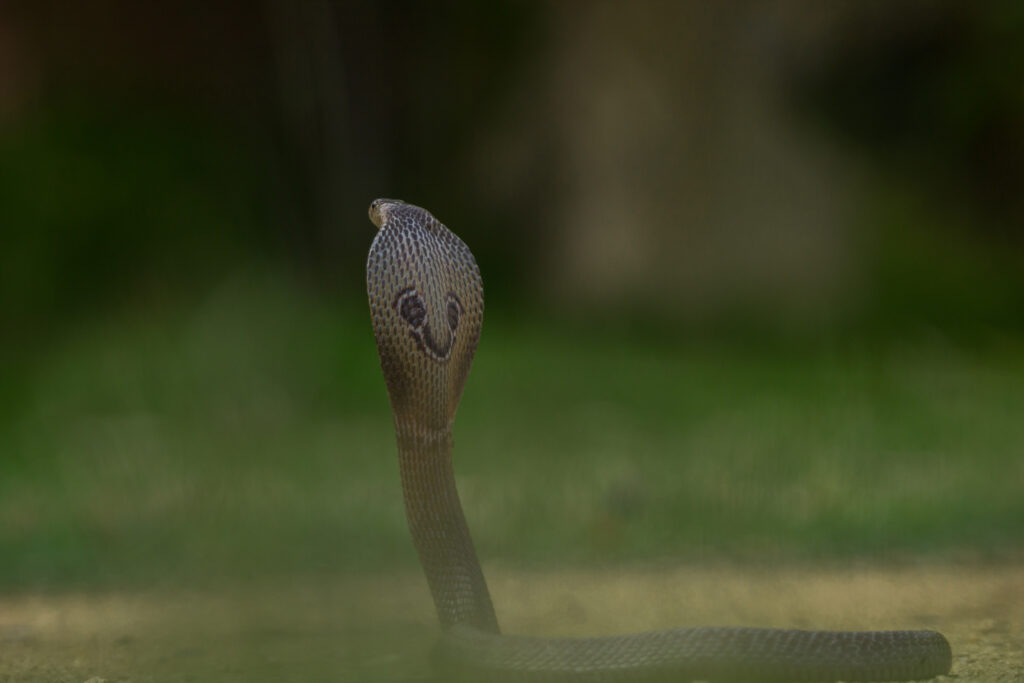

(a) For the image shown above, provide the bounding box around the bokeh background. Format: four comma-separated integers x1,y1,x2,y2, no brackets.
2,0,1023,615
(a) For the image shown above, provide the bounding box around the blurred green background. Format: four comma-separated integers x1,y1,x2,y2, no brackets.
2,1,1023,593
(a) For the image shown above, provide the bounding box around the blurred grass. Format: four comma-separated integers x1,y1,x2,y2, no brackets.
2,271,1023,591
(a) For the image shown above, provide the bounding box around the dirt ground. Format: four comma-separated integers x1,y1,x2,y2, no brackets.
1,563,1021,682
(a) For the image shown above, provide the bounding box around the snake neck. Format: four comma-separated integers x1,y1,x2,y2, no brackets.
394,418,499,634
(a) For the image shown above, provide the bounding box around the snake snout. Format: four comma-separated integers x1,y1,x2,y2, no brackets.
369,198,407,228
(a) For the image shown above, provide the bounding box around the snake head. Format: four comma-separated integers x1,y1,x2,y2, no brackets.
366,199,483,431
368,198,403,229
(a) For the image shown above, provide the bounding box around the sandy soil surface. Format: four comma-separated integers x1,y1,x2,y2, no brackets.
0,563,1021,682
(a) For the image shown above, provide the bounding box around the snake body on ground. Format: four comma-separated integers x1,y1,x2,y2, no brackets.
365,198,952,681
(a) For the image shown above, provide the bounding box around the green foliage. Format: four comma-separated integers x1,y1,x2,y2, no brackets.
0,109,269,339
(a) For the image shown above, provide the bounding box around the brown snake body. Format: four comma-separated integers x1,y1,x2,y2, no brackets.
365,199,952,681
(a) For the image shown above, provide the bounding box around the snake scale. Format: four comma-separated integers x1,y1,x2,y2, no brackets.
365,198,952,681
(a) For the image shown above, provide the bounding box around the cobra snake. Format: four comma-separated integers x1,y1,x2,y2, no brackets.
365,198,952,681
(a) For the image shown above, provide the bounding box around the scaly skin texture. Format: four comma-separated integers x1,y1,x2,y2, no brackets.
365,198,952,681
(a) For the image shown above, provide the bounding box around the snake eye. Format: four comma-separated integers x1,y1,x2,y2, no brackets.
398,292,426,328
446,295,461,331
